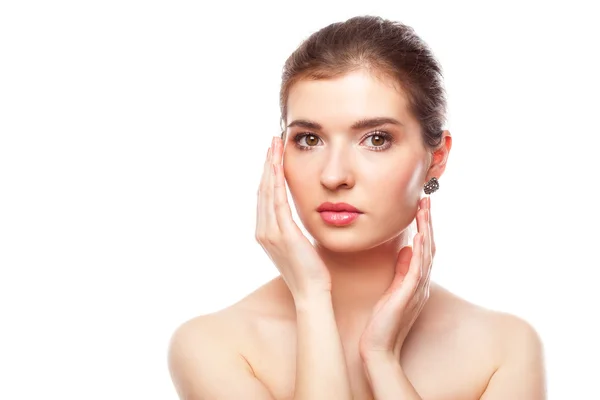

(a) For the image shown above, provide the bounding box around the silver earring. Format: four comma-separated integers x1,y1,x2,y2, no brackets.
423,177,439,194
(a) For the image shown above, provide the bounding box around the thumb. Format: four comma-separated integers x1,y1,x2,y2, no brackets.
396,245,413,276
385,246,413,293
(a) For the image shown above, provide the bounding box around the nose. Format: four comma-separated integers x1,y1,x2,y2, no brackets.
320,144,356,190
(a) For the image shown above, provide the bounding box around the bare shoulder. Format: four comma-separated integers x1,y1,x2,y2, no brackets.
167,306,275,400
429,282,542,340
426,283,546,398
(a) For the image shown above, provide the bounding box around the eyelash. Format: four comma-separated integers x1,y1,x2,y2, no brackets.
292,130,395,152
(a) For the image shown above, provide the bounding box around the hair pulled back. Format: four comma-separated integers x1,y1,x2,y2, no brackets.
280,15,447,150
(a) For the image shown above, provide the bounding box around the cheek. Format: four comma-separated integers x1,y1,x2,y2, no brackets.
283,157,310,198
283,158,317,222
371,160,425,208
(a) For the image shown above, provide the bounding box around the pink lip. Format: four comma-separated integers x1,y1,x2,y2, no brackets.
317,202,363,226
319,211,361,226
316,202,362,213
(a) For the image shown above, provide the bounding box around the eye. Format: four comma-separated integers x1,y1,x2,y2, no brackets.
292,133,322,150
361,131,394,151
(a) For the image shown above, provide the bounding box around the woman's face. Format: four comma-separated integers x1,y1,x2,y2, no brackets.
283,69,430,252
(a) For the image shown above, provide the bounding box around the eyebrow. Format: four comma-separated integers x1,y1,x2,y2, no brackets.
286,117,404,131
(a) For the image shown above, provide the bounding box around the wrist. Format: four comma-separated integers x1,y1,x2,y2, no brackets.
293,290,332,312
362,354,421,400
360,349,398,365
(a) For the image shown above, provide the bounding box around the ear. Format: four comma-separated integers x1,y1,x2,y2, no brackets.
426,130,452,181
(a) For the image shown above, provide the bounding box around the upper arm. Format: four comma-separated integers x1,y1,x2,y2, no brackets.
480,315,547,400
168,317,275,400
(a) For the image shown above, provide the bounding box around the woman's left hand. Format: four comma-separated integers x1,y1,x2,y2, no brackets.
359,196,435,361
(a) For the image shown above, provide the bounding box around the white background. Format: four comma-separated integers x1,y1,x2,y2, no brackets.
1,1,598,399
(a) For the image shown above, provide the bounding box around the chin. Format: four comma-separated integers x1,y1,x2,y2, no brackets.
304,212,411,254
312,231,372,253
303,219,377,254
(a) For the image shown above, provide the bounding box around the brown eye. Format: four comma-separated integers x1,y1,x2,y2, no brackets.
293,133,322,150
370,135,385,147
305,135,319,146
362,131,393,151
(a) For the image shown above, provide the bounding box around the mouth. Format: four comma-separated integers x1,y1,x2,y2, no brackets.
316,202,363,226
316,202,363,213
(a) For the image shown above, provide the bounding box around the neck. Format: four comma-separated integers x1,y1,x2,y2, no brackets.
314,231,410,327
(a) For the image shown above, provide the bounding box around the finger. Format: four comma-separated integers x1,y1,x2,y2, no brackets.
265,137,279,234
396,245,412,276
424,197,434,286
394,232,424,305
383,245,412,296
272,135,284,164
405,232,425,296
272,139,296,234
414,200,428,288
421,203,432,296
420,198,432,285
256,145,272,238
428,196,436,257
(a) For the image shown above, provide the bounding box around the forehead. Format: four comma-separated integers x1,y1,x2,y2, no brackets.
286,69,417,130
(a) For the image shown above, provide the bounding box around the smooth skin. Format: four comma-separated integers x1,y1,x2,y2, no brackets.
168,70,546,399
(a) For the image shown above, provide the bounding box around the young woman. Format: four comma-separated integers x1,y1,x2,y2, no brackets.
168,15,546,400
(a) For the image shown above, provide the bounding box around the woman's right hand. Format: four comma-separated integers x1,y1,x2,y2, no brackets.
255,136,332,302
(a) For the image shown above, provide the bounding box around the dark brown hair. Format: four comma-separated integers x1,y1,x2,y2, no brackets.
279,15,447,150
